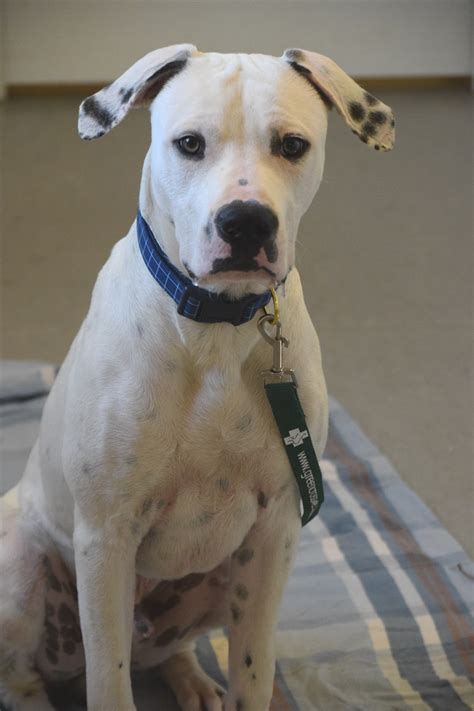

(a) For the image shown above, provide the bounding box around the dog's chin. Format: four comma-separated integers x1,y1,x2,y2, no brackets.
196,269,277,298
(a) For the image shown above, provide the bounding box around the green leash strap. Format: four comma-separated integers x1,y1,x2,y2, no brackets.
264,381,324,526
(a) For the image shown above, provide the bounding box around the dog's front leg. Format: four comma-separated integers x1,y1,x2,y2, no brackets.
74,518,137,711
226,493,301,711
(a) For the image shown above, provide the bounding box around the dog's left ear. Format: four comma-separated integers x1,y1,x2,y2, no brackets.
283,48,395,152
78,44,198,140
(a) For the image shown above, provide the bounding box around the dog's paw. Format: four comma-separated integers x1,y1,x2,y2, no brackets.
174,673,225,711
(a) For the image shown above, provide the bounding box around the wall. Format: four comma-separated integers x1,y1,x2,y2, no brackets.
3,0,472,85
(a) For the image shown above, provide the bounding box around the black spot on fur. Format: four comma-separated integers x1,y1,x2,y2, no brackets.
361,121,377,138
368,110,387,125
62,640,76,655
231,603,243,624
364,92,379,106
118,661,123,669
82,97,113,129
257,491,268,508
349,102,366,122
238,178,248,186
244,653,253,667
374,145,380,151
235,583,249,600
136,322,144,337
218,478,230,491
286,61,333,110
46,636,59,653
154,625,180,646
46,648,58,665
284,536,293,550
236,548,254,566
204,219,212,241
140,59,189,104
285,48,304,62
120,87,133,104
391,118,395,127
48,572,62,593
252,673,256,680
58,603,76,626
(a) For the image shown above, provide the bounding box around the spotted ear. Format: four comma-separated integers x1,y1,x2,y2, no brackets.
283,48,395,152
78,44,197,140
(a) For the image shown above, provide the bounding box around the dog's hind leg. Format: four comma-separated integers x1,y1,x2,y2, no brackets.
0,491,55,711
157,646,225,711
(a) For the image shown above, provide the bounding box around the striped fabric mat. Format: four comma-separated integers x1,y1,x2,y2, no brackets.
1,361,473,710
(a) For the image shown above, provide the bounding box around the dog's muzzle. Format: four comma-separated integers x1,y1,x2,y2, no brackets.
212,200,279,274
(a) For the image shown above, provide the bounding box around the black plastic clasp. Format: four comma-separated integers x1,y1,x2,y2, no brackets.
177,285,253,325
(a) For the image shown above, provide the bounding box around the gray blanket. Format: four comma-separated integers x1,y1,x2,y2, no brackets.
1,360,473,710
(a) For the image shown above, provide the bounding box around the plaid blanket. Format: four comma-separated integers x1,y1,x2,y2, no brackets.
1,361,473,710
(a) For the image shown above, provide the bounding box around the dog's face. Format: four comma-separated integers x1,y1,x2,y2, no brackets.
148,53,328,291
79,45,395,296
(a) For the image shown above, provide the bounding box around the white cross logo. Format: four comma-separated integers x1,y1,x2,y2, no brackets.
284,428,309,447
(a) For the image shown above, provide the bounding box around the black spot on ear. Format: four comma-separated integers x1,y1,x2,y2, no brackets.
238,178,248,186
285,48,304,62
364,92,379,106
349,102,366,122
82,97,113,129
140,59,189,104
368,110,387,125
286,61,333,110
361,121,377,137
120,87,133,104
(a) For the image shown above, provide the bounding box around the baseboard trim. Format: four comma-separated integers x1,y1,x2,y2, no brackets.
5,75,471,98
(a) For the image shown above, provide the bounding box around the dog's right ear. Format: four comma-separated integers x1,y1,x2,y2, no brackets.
78,44,197,140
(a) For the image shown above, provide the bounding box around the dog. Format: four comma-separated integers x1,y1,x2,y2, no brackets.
0,45,394,711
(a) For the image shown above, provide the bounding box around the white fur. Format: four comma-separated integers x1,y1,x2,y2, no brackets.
1,47,394,711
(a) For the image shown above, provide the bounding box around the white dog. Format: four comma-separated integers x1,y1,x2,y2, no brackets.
0,45,394,711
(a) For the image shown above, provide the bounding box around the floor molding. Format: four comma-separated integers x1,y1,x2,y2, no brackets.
5,76,472,98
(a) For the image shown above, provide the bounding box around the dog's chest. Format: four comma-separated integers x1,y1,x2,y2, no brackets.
133,363,292,579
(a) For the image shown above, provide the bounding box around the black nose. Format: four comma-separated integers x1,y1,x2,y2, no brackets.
215,200,278,250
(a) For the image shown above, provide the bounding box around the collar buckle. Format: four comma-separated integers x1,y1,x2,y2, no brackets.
178,285,254,326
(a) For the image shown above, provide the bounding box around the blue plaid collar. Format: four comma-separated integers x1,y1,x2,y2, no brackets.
136,210,271,325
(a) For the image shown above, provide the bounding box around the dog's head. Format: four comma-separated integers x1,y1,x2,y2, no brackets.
79,45,394,296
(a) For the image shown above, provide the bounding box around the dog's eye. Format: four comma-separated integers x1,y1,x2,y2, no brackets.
175,134,205,159
280,135,309,161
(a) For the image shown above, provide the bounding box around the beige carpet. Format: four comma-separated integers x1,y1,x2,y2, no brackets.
1,88,472,556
